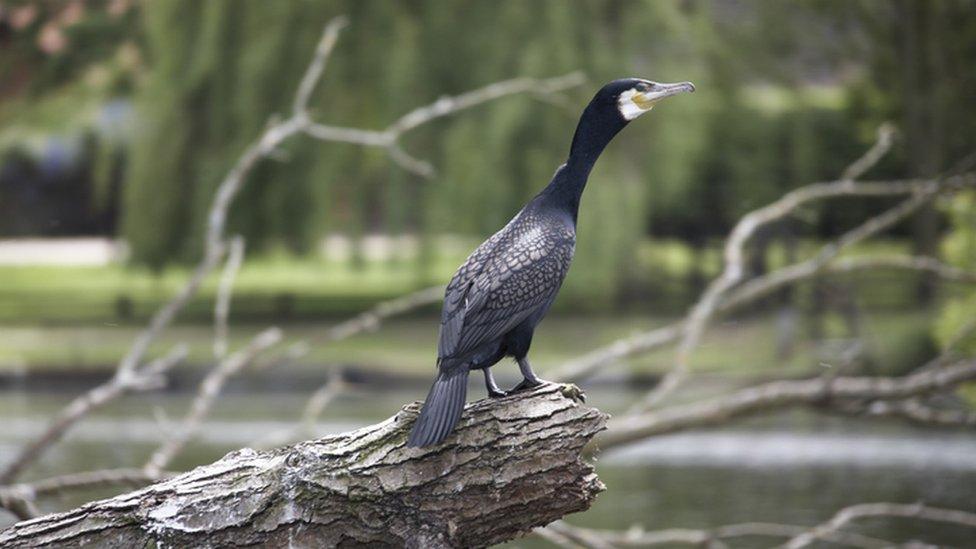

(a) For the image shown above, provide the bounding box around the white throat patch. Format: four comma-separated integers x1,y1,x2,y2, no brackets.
617,88,652,121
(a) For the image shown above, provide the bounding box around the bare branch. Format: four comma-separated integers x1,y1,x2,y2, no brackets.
717,173,975,318
0,467,176,519
23,469,173,497
840,123,897,181
780,502,976,549
546,521,618,549
641,126,897,409
0,461,180,520
1,15,580,485
303,71,586,178
0,386,606,548
294,371,346,430
143,329,283,476
298,124,388,146
0,489,38,522
292,16,348,116
549,323,685,383
599,358,976,451
630,171,975,412
549,249,975,384
116,259,222,381
249,368,347,449
837,397,976,428
251,286,443,448
58,18,350,482
213,235,246,359
830,255,976,282
388,72,586,135
387,142,436,178
320,285,443,343
546,520,891,549
534,524,588,549
0,345,186,485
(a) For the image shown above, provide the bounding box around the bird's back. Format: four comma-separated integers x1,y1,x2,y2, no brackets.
438,204,575,363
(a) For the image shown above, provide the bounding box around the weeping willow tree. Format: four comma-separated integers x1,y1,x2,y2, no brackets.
122,1,337,268
122,1,702,303
121,0,885,308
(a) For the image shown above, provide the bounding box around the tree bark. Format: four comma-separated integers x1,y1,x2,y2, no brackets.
0,384,605,548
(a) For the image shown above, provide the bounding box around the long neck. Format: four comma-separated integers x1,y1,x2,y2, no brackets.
538,101,626,217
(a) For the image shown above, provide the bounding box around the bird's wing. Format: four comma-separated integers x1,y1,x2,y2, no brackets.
438,220,513,358
438,215,574,360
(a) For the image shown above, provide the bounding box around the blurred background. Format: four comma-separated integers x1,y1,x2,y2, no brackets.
1,0,976,544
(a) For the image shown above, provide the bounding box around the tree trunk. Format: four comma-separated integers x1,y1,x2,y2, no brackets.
0,384,605,548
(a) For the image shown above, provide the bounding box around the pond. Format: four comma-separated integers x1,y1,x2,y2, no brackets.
2,386,975,546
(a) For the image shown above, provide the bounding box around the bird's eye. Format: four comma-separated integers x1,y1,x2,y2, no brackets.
636,83,649,92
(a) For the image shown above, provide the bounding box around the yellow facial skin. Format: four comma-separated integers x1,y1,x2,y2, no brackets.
632,91,657,110
617,81,695,121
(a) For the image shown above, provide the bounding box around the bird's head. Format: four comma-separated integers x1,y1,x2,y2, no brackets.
599,78,695,122
566,77,696,170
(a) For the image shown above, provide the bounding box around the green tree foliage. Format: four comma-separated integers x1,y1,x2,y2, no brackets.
106,0,972,306
935,191,976,355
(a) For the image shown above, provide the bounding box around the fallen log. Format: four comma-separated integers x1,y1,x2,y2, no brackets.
0,384,604,548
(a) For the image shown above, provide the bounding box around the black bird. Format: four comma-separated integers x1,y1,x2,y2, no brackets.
407,78,695,447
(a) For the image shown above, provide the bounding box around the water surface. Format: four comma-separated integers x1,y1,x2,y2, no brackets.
2,388,974,546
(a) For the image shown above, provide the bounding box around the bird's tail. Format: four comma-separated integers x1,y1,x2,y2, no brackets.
407,366,469,447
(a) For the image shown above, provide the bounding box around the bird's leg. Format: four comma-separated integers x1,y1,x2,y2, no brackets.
483,368,508,398
511,357,550,392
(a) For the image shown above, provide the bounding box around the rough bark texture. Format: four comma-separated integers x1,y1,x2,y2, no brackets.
0,384,605,548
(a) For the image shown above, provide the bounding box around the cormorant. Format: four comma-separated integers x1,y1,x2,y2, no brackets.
407,78,695,447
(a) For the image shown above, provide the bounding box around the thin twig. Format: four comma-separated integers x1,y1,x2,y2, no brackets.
641,125,896,409
292,17,348,116
627,172,974,413
143,328,283,476
0,467,175,517
0,15,579,487
250,286,443,448
320,286,443,344
249,368,346,449
840,123,897,181
534,524,588,549
0,17,345,484
599,358,976,451
545,520,891,548
814,254,975,282
0,489,38,522
548,248,976,385
550,323,685,383
780,502,976,549
837,397,976,428
213,235,246,359
0,469,171,523
716,173,975,320
0,345,186,485
303,71,586,178
546,521,618,549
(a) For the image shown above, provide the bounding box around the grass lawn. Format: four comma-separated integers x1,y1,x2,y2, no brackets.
0,237,942,325
0,253,454,324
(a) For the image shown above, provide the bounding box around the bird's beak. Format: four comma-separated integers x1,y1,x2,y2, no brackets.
633,81,695,110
